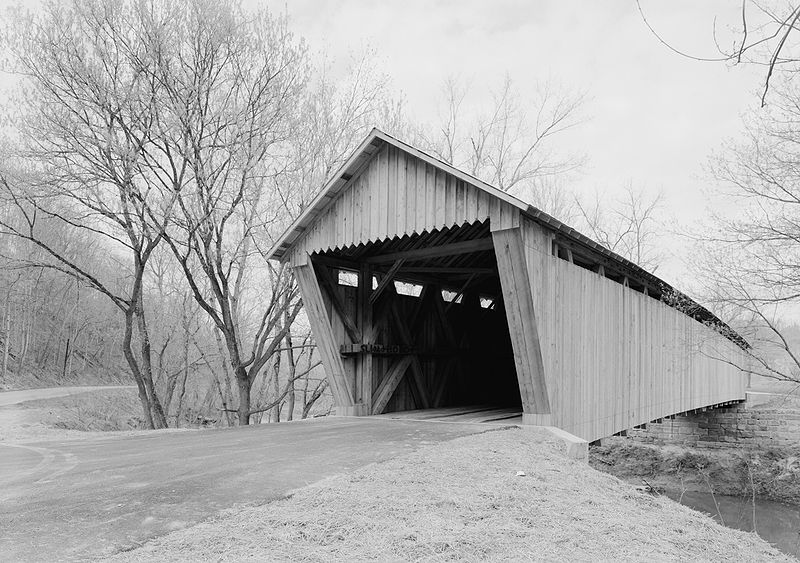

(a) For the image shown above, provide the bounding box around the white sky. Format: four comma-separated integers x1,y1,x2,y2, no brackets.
264,0,767,286
0,1,769,288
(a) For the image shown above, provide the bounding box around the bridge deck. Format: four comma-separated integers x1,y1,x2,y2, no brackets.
374,406,523,424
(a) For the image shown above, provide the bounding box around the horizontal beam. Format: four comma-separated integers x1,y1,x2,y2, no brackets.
311,254,361,271
365,238,494,265
399,267,496,275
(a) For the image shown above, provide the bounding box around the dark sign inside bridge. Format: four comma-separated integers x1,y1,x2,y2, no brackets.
340,343,416,356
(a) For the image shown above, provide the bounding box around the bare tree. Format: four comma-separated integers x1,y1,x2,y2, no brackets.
271,49,408,227
0,1,200,427
574,183,666,272
111,1,311,426
418,75,583,218
637,1,800,105
692,80,800,383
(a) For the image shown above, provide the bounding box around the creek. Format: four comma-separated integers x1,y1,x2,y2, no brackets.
665,490,800,558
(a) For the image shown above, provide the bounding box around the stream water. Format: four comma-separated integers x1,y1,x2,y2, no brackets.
665,490,800,558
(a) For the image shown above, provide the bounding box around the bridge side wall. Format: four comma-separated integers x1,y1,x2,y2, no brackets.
520,218,749,443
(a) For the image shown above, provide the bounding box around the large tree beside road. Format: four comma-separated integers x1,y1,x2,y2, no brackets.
0,0,404,426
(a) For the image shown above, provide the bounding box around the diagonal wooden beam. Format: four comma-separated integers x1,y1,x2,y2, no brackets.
445,273,478,313
409,284,431,331
386,292,430,410
313,260,362,344
293,263,354,407
433,288,458,347
389,299,414,347
370,259,405,304
371,355,414,415
365,238,493,265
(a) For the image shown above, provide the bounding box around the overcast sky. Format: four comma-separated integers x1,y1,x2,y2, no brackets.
264,0,767,284
0,1,769,287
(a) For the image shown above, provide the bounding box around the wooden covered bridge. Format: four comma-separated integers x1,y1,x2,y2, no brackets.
267,129,749,443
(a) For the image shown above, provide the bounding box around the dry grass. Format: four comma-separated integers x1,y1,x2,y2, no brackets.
34,388,143,431
106,428,790,562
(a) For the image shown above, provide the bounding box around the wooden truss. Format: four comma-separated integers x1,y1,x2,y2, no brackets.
291,220,552,420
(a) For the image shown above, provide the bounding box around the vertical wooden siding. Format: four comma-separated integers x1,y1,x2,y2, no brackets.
287,144,519,265
520,218,748,442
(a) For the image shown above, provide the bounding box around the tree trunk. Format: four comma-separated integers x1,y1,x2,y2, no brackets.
271,352,282,423
284,318,296,422
17,299,29,377
236,366,251,425
303,379,328,419
63,281,80,379
135,300,168,429
174,310,191,428
285,374,296,422
61,337,70,379
123,310,155,429
212,330,235,426
0,297,10,381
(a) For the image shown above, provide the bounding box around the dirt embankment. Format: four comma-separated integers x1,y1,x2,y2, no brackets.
591,440,800,506
107,428,789,562
0,387,144,442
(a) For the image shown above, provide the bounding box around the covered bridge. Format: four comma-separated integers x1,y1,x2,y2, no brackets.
267,129,749,443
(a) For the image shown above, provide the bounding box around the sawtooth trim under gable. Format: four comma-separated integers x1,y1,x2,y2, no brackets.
286,143,521,267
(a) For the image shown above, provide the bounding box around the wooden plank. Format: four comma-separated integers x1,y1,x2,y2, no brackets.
397,150,407,235
410,356,431,409
387,145,398,240
432,357,454,407
357,263,373,409
365,238,493,265
405,156,417,236
293,262,354,407
371,355,414,415
492,227,551,417
432,288,458,347
312,254,362,271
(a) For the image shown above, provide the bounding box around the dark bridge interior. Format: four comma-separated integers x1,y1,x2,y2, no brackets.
313,219,522,414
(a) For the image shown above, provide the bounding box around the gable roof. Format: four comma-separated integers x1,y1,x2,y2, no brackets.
267,128,748,349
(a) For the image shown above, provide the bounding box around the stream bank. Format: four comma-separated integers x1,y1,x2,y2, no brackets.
591,440,800,505
591,439,800,558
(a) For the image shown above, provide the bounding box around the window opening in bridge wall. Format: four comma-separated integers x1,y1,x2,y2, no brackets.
337,269,359,287
394,280,423,297
441,289,462,304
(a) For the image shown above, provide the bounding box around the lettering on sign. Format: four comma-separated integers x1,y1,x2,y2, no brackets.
339,343,416,356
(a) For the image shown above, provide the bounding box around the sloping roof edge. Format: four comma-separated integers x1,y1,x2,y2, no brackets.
266,128,749,350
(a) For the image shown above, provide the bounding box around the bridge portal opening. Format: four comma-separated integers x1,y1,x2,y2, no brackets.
313,219,522,420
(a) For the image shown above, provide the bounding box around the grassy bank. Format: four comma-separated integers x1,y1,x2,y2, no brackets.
107,428,788,562
591,439,800,506
32,387,143,432
0,366,126,392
